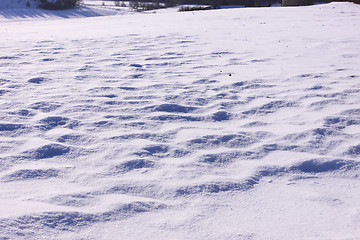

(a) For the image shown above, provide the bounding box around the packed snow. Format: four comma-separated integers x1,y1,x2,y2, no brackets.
0,1,360,239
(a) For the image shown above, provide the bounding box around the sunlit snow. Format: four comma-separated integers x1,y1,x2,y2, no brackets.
1,1,360,239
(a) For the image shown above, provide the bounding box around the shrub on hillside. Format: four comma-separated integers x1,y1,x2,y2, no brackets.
38,0,82,10
178,5,211,11
114,0,127,6
129,1,167,11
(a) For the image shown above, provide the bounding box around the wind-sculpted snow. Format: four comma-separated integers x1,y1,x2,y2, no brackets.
1,2,360,239
0,202,166,238
5,168,60,181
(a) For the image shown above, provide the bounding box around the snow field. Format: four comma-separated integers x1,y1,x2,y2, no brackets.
0,2,360,239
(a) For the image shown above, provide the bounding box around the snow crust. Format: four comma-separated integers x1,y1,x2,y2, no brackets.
1,2,360,239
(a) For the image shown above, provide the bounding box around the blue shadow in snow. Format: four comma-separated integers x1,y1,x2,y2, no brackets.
0,7,115,20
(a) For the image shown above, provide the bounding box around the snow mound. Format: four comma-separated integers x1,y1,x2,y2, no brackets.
0,6,120,20
0,0,120,20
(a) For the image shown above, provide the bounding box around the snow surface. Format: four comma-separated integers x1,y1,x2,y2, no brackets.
1,2,360,239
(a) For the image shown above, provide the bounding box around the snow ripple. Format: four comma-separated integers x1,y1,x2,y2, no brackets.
1,3,360,239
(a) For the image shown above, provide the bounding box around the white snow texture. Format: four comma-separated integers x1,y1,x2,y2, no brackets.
0,1,360,239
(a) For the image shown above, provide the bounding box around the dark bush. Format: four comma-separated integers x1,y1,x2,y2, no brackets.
38,0,82,10
164,0,181,7
129,1,140,9
178,5,211,11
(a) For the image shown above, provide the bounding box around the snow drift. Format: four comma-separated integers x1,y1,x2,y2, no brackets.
0,2,360,239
